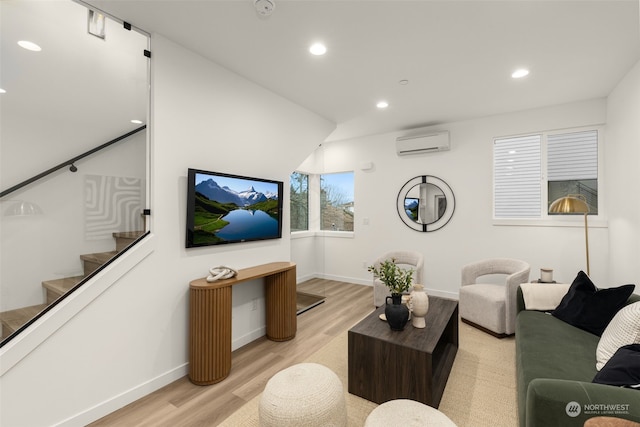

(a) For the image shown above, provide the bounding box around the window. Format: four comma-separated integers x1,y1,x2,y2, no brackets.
494,135,542,218
494,129,599,219
320,172,354,231
547,130,598,214
290,171,309,232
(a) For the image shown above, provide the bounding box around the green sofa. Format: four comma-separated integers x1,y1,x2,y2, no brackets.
516,287,640,427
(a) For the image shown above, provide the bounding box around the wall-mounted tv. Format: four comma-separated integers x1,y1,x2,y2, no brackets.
186,168,283,248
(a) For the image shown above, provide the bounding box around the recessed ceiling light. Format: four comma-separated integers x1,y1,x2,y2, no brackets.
511,68,529,79
0,88,6,94
309,43,327,56
18,40,42,52
131,119,143,124
399,80,409,85
376,101,389,109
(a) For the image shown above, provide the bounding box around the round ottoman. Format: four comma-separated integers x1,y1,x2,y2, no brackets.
365,399,457,427
259,363,347,427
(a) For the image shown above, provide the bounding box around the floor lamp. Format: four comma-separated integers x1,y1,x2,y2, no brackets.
549,194,590,276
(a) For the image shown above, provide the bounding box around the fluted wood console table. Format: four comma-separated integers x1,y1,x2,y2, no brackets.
189,262,297,385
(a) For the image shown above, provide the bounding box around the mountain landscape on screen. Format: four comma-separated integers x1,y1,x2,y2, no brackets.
190,177,281,246
195,179,278,206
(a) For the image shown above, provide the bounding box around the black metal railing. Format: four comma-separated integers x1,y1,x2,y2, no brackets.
0,125,146,199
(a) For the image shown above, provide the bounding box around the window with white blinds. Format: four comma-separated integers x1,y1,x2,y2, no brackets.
493,129,599,219
547,130,598,214
494,135,541,218
548,131,598,181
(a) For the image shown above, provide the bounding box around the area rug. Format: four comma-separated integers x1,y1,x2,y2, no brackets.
218,320,517,427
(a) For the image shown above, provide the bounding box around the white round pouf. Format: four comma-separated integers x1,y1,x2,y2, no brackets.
365,399,457,427
259,362,347,427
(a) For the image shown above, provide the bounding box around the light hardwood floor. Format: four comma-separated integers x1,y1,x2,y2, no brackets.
90,279,373,426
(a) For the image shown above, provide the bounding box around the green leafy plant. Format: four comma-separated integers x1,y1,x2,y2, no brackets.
368,258,414,295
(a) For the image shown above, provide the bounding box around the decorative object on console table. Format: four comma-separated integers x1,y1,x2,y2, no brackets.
206,266,238,282
549,194,590,275
410,284,429,328
369,258,413,330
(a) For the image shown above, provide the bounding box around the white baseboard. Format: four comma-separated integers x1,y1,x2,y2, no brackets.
295,272,317,283
425,288,459,300
232,326,267,351
312,272,371,286
298,271,459,300
55,363,188,427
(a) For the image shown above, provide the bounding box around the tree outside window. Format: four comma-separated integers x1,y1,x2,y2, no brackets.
320,172,354,231
290,171,309,232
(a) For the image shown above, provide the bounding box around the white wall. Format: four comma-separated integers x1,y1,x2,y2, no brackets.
606,59,640,285
0,34,334,427
292,99,612,297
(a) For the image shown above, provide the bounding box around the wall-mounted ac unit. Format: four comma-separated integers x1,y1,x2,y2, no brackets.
396,131,450,156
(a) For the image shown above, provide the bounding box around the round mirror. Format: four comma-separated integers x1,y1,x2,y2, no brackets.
397,175,455,232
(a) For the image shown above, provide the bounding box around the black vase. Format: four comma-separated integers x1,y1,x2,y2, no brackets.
385,294,410,331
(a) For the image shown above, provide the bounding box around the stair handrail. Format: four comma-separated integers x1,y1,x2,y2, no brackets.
0,125,147,199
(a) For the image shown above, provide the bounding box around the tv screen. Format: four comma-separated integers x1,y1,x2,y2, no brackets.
186,168,283,248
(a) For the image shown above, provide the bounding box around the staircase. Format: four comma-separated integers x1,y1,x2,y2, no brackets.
0,231,143,340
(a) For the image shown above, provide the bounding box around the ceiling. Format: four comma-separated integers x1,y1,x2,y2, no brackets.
46,1,640,142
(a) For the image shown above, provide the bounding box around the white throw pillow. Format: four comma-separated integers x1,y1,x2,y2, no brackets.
519,283,570,311
596,301,640,370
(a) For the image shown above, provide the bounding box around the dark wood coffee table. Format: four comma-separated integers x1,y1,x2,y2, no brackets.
347,296,458,407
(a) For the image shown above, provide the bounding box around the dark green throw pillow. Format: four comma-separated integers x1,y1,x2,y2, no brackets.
551,271,634,336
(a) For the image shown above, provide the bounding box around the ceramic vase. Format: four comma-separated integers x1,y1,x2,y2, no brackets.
385,294,410,331
410,284,429,328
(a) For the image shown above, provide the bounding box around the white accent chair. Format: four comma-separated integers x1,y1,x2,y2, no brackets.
459,258,530,337
372,251,424,307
